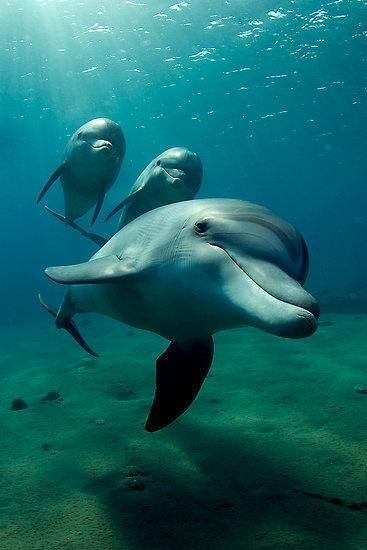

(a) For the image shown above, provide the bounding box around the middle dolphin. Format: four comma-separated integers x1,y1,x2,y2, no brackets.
104,147,203,228
45,146,203,246
41,198,319,432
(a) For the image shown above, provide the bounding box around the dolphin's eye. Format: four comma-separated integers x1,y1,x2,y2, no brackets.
77,132,82,139
194,220,209,234
156,160,161,166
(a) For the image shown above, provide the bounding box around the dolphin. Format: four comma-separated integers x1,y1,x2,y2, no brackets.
40,199,319,432
45,146,203,247
104,147,203,228
37,118,125,226
44,147,202,246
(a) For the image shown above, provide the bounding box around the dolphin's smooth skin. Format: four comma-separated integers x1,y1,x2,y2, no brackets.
104,147,203,229
40,199,319,432
37,118,126,226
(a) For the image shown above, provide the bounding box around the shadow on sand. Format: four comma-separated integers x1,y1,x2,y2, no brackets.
86,418,362,549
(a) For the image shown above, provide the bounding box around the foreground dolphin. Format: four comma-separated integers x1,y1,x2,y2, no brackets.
37,118,125,226
40,199,319,431
104,147,203,228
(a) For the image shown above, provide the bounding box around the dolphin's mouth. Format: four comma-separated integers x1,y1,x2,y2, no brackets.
164,167,185,179
90,140,113,151
160,166,186,184
210,242,319,336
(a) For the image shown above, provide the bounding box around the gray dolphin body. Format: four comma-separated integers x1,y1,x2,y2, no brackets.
45,146,203,246
41,199,319,431
37,118,125,226
104,147,203,229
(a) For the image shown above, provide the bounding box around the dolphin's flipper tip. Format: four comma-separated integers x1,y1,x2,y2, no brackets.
103,203,121,223
38,293,57,318
36,187,48,204
36,163,65,204
38,293,98,357
44,205,68,223
64,318,99,357
145,337,214,432
103,193,134,223
90,193,105,228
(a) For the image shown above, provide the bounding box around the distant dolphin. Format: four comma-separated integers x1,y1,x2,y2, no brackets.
104,147,203,228
40,199,319,432
37,118,125,226
45,146,203,245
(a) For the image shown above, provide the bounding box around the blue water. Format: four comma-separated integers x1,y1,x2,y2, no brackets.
1,0,366,325
1,3,367,548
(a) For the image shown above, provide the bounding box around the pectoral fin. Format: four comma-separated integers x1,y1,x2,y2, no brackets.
104,189,143,222
45,255,139,285
45,206,108,247
145,337,214,432
36,163,65,203
90,192,105,227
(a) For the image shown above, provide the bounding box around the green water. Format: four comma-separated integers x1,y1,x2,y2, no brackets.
1,315,367,549
1,0,367,547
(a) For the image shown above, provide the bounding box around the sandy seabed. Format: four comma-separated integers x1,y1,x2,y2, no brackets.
0,312,366,549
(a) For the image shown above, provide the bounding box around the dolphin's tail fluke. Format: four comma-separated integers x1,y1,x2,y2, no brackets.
38,293,98,357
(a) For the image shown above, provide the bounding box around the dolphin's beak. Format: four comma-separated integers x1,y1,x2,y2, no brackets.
90,139,113,151
159,165,186,185
164,168,186,180
214,244,319,339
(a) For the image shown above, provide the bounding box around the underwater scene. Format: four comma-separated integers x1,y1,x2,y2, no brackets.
1,0,367,548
